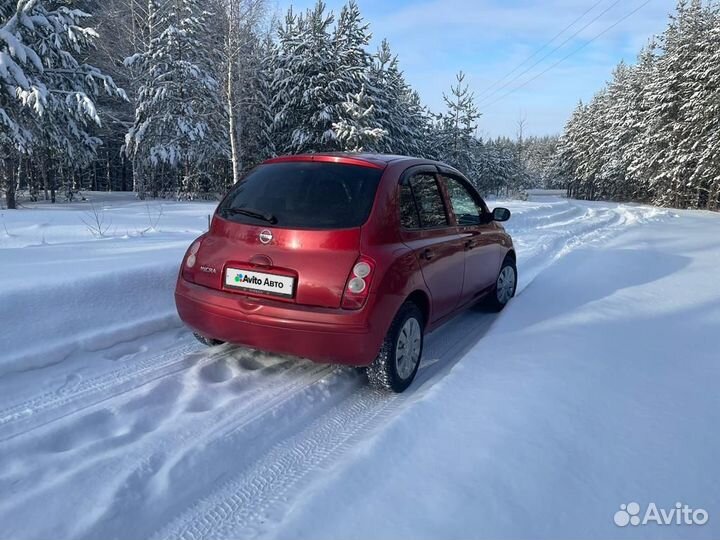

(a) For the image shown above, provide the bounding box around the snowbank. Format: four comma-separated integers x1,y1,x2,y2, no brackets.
0,194,216,375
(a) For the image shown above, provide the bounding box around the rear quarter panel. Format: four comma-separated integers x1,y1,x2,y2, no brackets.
360,160,435,330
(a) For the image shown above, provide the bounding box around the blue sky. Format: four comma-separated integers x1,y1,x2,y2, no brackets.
276,0,678,138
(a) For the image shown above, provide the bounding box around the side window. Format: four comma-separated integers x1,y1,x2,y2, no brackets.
407,173,449,229
399,182,420,229
443,176,483,226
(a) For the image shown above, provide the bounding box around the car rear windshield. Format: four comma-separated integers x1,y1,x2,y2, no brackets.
217,161,384,229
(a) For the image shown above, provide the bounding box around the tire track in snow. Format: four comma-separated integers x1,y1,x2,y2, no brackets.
0,356,338,540
153,387,394,540
152,305,497,540
511,204,668,293
506,200,586,229
0,341,235,441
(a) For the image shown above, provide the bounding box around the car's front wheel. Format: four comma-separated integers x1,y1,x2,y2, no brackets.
485,257,517,312
366,301,424,393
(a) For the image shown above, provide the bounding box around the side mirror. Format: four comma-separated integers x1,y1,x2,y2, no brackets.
492,207,511,222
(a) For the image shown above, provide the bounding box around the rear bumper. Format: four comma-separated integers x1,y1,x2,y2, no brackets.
175,278,392,365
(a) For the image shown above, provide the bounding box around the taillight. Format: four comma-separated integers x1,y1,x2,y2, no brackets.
182,237,204,282
342,256,375,309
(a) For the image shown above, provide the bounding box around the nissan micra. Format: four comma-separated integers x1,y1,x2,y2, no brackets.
175,153,516,392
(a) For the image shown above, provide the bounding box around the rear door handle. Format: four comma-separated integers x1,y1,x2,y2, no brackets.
420,248,434,261
465,239,478,250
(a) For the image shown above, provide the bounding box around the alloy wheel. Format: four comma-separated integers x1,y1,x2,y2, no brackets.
395,317,422,380
496,266,516,305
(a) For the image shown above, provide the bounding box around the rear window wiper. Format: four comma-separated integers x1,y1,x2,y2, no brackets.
223,207,277,224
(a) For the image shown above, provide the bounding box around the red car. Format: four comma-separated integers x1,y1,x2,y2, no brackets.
175,153,516,392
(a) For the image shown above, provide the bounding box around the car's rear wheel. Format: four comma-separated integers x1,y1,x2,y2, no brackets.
485,257,517,312
193,332,225,347
366,301,424,393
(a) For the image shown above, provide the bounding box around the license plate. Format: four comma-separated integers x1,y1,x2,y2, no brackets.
225,267,295,298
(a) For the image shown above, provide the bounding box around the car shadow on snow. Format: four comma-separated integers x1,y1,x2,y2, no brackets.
412,305,501,390
496,247,691,334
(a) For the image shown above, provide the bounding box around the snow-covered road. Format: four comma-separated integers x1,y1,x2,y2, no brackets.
1,195,717,540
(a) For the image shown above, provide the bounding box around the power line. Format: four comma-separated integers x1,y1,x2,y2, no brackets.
477,0,608,100
477,0,626,107
480,0,654,110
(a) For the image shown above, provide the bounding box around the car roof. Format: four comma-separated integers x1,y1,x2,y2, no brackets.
263,152,425,170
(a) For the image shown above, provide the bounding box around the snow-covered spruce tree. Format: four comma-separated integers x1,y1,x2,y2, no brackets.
252,33,278,161
331,1,384,151
333,85,385,151
124,0,228,198
234,29,277,173
583,89,614,200
0,0,125,208
432,71,481,176
368,39,428,156
521,135,560,189
691,3,720,209
269,2,338,154
577,92,608,200
557,101,588,199
422,70,533,196
594,62,635,200
669,0,718,208
332,0,370,99
269,0,391,155
618,43,657,202
475,137,523,196
264,9,292,154
404,89,436,158
638,0,703,208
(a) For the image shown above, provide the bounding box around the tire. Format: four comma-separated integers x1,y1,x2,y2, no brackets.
366,302,424,393
193,332,225,347
485,257,517,312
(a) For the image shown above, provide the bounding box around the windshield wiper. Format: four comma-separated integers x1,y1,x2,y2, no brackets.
223,207,277,224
